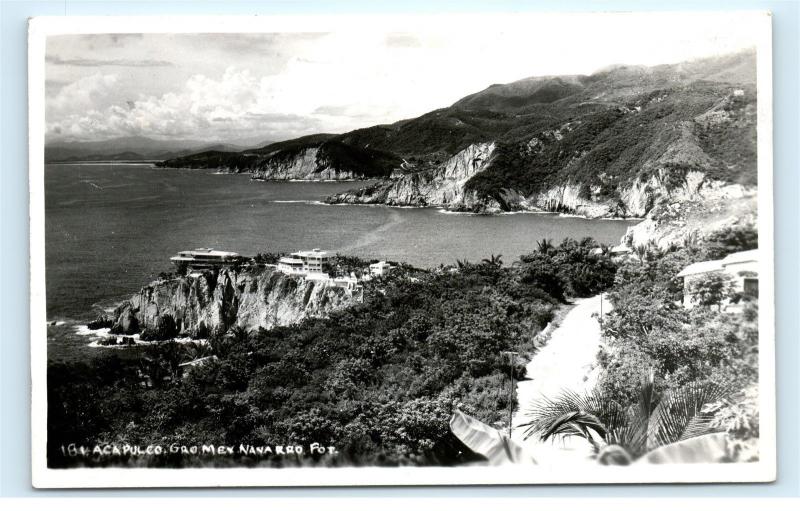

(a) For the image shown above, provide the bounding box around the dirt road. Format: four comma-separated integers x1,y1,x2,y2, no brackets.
510,294,610,465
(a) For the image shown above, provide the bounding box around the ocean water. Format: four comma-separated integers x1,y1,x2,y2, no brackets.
45,163,637,357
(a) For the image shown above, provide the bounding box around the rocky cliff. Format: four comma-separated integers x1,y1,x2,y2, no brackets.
326,143,503,211
111,269,359,337
620,181,757,249
326,142,753,221
249,147,360,180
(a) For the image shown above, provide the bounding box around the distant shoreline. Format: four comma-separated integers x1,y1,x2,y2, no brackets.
46,160,160,165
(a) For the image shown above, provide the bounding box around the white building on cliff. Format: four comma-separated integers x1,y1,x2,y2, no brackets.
170,248,244,271
277,248,331,275
676,249,759,309
369,261,393,276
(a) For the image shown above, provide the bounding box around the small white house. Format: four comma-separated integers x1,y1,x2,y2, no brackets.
676,249,758,309
610,245,633,257
369,261,393,276
332,273,361,292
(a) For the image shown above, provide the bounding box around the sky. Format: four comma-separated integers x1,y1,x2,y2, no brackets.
44,14,762,145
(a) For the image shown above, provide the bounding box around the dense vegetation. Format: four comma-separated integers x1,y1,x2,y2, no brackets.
48,239,618,468
159,139,401,179
464,83,757,205
155,150,262,172
48,227,761,466
597,225,759,460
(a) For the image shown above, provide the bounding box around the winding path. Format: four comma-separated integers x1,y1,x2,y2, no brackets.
510,294,610,466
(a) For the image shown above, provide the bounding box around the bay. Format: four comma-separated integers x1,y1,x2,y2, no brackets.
45,162,638,323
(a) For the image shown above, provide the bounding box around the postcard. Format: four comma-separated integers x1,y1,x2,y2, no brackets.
29,11,775,487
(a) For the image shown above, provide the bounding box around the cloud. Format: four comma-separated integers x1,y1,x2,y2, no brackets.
45,79,70,94
46,73,119,119
44,17,760,144
46,67,336,142
46,55,173,67
207,33,327,56
79,33,144,47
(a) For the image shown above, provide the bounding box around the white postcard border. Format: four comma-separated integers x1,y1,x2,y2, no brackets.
28,12,776,488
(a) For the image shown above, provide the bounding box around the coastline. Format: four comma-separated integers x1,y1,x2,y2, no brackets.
98,162,650,222
149,164,648,221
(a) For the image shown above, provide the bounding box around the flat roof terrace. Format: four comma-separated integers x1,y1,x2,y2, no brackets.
291,248,330,259
177,248,242,258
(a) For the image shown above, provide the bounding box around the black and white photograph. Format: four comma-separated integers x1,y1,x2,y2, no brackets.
28,12,775,487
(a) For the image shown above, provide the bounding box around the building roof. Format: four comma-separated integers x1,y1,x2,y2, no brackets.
178,248,241,258
676,249,759,278
370,261,391,268
676,259,724,278
292,248,330,258
721,249,758,266
278,257,304,264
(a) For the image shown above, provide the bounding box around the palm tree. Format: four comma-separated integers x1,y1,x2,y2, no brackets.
141,341,186,384
227,324,251,344
208,325,248,359
481,254,503,267
633,244,648,263
138,355,169,388
537,238,554,255
682,231,698,249
645,239,662,260
517,373,730,464
159,341,185,380
184,341,213,361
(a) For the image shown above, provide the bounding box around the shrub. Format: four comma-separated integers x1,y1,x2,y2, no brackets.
688,273,736,307
702,225,758,259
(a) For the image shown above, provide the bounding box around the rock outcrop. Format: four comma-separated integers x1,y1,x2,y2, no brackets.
250,147,360,181
620,181,757,249
327,143,503,212
112,269,359,338
110,307,139,335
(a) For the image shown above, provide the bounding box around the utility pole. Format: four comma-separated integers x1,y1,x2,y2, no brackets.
600,292,603,319
501,350,519,438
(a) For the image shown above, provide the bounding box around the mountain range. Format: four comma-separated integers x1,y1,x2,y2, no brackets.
44,136,274,163
157,50,756,224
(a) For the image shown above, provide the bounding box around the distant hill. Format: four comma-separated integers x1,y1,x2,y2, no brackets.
159,49,757,219
44,136,269,163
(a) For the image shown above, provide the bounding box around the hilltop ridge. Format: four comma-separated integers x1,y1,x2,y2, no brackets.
159,50,758,243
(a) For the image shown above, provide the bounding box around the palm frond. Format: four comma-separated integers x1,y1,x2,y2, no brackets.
647,381,729,451
609,369,656,457
636,369,658,419
518,389,624,443
539,411,607,443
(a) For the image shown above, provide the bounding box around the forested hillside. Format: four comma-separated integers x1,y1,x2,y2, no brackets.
159,50,756,217
48,242,617,467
